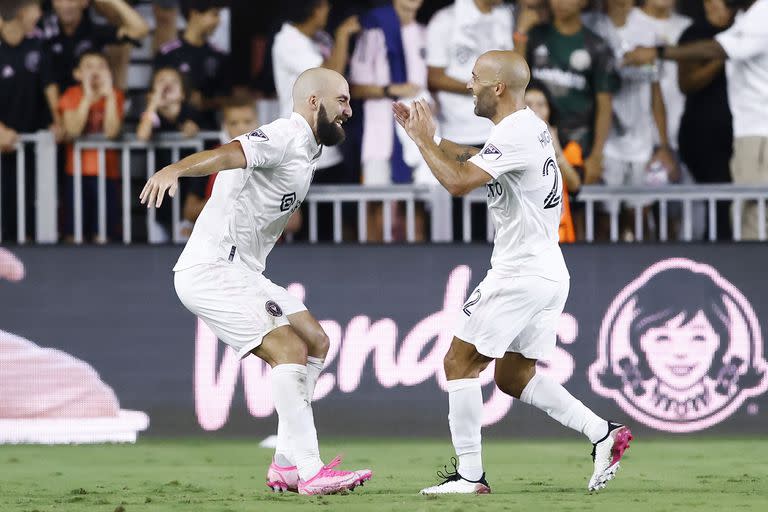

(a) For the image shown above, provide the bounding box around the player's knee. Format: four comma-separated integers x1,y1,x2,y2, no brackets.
443,347,487,380
263,327,308,365
495,367,536,399
307,328,330,358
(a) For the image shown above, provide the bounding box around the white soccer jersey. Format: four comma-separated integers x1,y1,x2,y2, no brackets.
174,113,321,274
468,107,570,281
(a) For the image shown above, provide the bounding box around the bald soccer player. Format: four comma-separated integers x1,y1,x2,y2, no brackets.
394,51,633,495
140,68,373,496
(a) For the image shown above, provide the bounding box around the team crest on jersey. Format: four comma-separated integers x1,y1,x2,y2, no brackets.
589,258,768,433
265,300,283,317
480,144,502,161
247,129,269,142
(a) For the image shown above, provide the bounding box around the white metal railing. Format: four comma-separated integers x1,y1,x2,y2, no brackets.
382,184,768,244
0,132,57,244
576,185,768,242
3,133,768,245
71,131,221,244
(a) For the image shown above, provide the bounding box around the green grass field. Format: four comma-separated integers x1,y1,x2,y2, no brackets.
1,438,766,512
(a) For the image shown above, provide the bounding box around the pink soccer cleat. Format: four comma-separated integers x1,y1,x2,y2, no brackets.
297,456,373,496
266,459,299,493
588,421,634,492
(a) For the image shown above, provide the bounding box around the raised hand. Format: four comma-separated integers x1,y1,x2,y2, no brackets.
139,165,180,208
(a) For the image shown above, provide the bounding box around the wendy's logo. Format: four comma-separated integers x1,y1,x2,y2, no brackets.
589,258,768,432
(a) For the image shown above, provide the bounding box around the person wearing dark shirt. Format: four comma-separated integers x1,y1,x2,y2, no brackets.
154,0,231,127
0,0,57,242
520,0,619,184
677,0,735,240
137,67,200,141
41,0,148,99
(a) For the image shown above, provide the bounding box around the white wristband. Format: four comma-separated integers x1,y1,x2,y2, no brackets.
433,135,442,146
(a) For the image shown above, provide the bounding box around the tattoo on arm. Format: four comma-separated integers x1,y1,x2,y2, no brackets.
456,151,473,165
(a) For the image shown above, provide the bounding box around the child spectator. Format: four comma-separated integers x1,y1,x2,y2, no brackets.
525,80,582,243
59,50,124,243
523,0,619,184
137,67,200,141
154,0,231,128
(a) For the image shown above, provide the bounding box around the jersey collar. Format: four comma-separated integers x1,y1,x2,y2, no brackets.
290,112,321,156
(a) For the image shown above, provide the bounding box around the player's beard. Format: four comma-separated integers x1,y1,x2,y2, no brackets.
474,87,497,120
316,105,346,146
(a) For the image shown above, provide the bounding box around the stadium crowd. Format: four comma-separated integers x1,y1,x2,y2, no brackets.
0,0,766,243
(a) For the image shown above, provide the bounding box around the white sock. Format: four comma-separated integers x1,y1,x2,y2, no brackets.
520,372,607,444
306,356,324,400
447,378,484,481
274,357,325,466
270,364,324,480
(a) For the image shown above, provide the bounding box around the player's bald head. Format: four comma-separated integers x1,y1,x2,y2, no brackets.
291,67,353,146
292,67,348,108
476,50,530,94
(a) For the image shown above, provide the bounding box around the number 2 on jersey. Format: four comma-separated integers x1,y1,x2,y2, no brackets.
542,157,561,209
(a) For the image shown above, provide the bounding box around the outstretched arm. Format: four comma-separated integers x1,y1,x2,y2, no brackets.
139,141,246,208
394,100,491,196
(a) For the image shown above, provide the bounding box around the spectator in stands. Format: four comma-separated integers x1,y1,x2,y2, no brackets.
59,50,124,243
677,0,734,240
626,0,768,240
427,0,513,149
154,0,231,127
0,0,58,242
633,0,691,152
42,0,148,99
520,0,619,185
583,0,677,241
525,80,581,242
272,0,360,182
350,0,432,242
137,67,200,141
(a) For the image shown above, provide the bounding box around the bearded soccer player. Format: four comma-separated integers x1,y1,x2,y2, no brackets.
140,68,372,496
394,51,632,494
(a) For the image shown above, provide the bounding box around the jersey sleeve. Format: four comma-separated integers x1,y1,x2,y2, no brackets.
715,3,768,62
426,10,451,68
232,126,288,170
468,131,528,180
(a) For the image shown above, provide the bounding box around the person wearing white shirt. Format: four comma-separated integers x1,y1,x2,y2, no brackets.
625,0,768,240
633,0,692,150
271,0,360,175
426,0,514,146
395,50,632,495
139,68,372,496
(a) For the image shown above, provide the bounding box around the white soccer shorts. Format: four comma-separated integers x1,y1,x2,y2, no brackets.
174,263,307,359
454,272,569,360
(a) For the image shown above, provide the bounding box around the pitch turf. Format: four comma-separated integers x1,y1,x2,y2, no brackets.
1,438,766,511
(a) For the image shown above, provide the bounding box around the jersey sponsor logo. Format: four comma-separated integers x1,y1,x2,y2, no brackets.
542,157,561,209
25,51,40,73
280,192,297,212
532,68,587,92
247,129,269,142
265,300,283,317
569,49,592,72
480,144,502,161
589,258,768,433
462,289,481,316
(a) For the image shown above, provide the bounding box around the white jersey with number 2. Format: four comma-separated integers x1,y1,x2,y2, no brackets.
174,113,321,274
468,107,569,281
